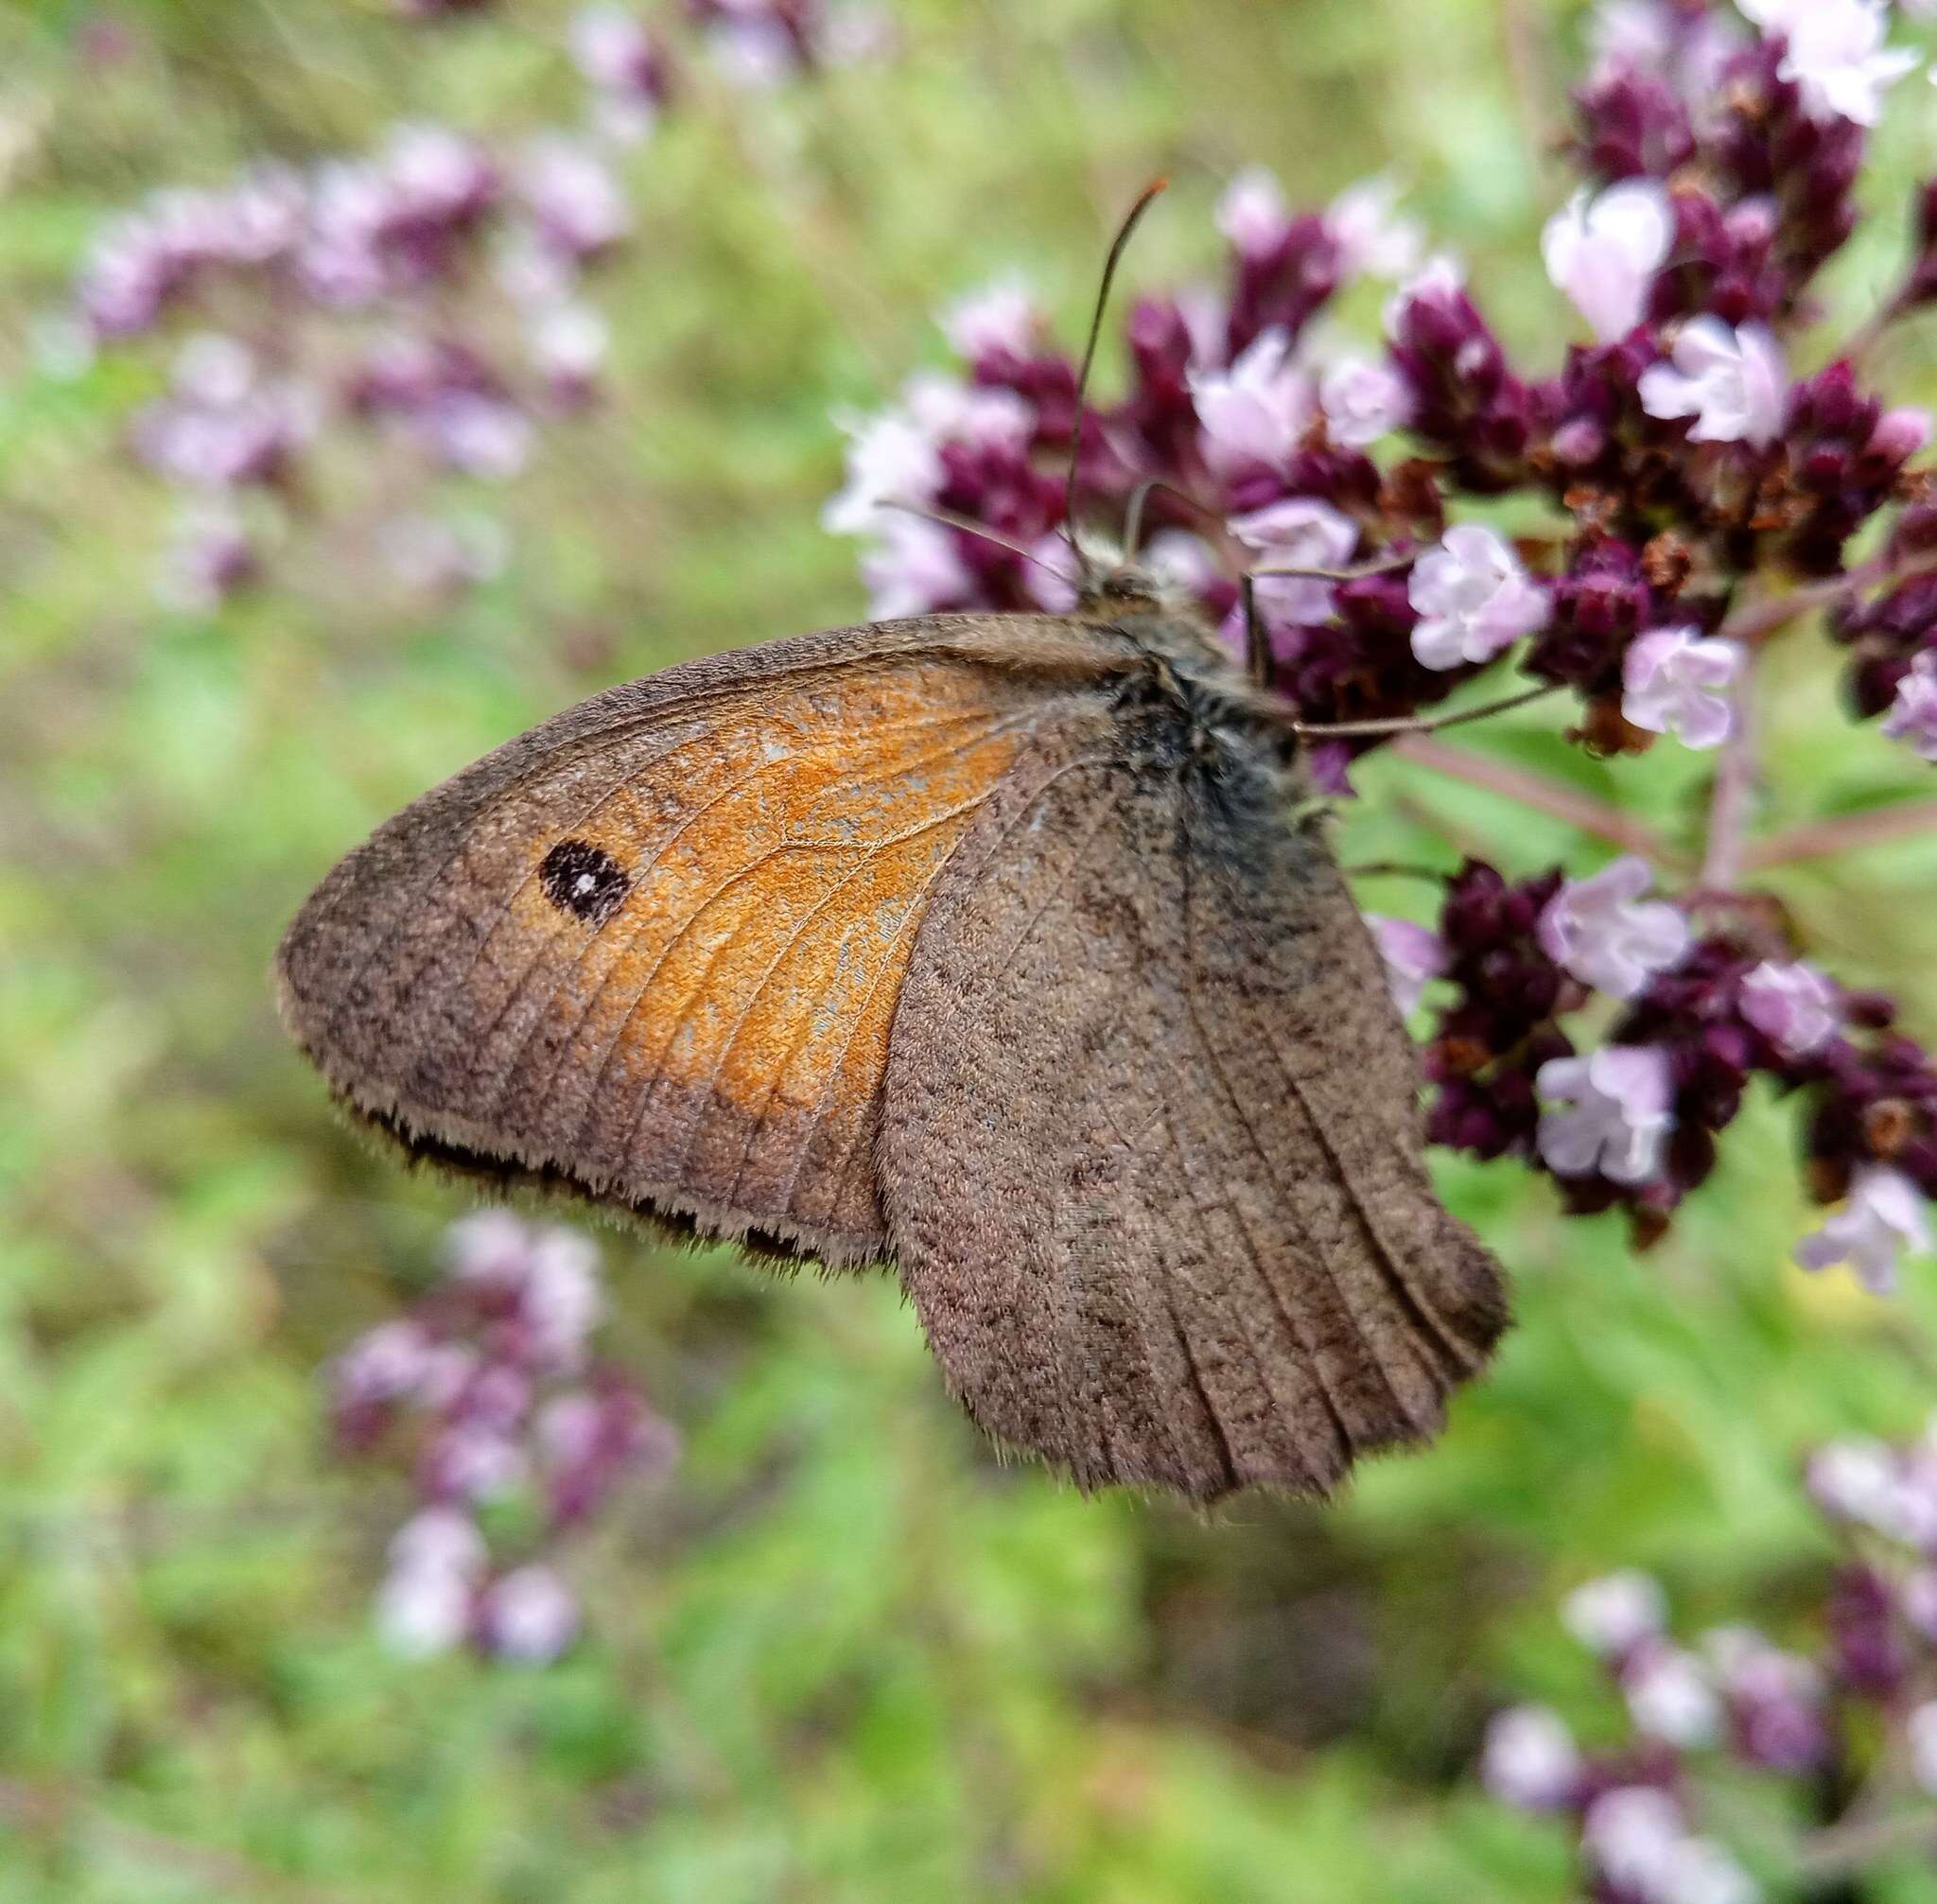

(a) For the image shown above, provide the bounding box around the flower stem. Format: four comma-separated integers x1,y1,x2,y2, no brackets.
1391,733,1686,865
1296,682,1560,741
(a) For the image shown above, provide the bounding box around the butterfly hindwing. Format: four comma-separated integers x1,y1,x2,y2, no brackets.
276,615,1121,1266
880,691,1509,1501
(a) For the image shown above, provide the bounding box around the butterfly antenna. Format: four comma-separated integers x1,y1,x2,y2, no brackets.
1061,177,1168,585
881,499,1074,585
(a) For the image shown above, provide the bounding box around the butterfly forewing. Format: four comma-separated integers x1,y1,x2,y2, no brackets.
276,615,1113,1265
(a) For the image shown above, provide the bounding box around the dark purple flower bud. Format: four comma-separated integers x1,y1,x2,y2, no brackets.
1572,72,1695,187
1528,536,1663,697
1386,263,1532,494
1709,35,1867,299
1223,211,1343,358
1826,1562,1909,1697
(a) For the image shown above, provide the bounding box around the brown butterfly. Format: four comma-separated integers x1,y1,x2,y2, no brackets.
276,193,1509,1503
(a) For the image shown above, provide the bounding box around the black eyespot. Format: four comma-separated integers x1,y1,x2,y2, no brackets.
539,839,631,928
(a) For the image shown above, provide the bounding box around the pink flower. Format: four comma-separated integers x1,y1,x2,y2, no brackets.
131,334,317,489
1623,1642,1721,1747
1542,181,1674,342
1189,327,1316,478
1739,960,1839,1057
375,1559,473,1658
478,1564,580,1663
1229,496,1358,626
824,410,944,535
1564,1569,1667,1657
1536,1044,1675,1184
1806,1437,1901,1528
1639,318,1789,447
1326,175,1423,280
1743,0,1919,127
390,1507,488,1581
1318,356,1414,446
1406,524,1548,670
1538,857,1690,998
569,7,669,142
1882,653,1937,761
1796,1166,1933,1293
1367,915,1448,1016
333,1319,438,1412
1215,166,1292,260
1480,1706,1582,1811
939,274,1040,363
516,135,630,261
1911,1703,1937,1796
521,1229,603,1370
861,513,970,618
1581,1788,1686,1896
1622,627,1743,750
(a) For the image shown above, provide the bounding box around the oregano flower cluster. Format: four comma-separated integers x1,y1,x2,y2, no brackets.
59,3,889,609
1479,1421,1937,1901
328,1213,678,1664
825,0,1937,1284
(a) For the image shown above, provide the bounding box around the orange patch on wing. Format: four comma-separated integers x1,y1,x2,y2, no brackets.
494,660,1027,1180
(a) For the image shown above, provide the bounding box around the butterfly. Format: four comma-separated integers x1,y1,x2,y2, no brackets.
276,192,1508,1503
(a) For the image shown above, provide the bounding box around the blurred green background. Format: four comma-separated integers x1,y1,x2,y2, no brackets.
8,1,1937,1898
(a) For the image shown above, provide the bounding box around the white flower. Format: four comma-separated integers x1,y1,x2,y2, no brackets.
1743,0,1920,127
1538,856,1690,998
1229,496,1359,627
479,1565,580,1664
1216,166,1291,259
939,274,1039,362
1625,1644,1722,1747
1537,1045,1675,1184
1739,960,1839,1057
860,513,971,619
389,1508,488,1582
528,302,610,387
1583,1788,1686,1895
902,373,1033,451
1406,524,1549,670
823,412,941,535
375,1561,473,1659
1911,1703,1937,1797
1591,0,1676,79
1020,531,1081,614
1543,182,1675,342
1639,318,1789,446
523,1228,603,1369
1796,1166,1933,1293
1565,1569,1667,1657
1582,1787,1761,1904
1327,176,1424,280
1140,529,1223,595
1806,1437,1902,1528
1366,915,1448,1016
1319,356,1414,446
1480,1705,1582,1810
1623,627,1745,750
1904,1568,1937,1642
1882,652,1937,762
331,1319,436,1410
1189,326,1316,477
1663,1840,1763,1904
